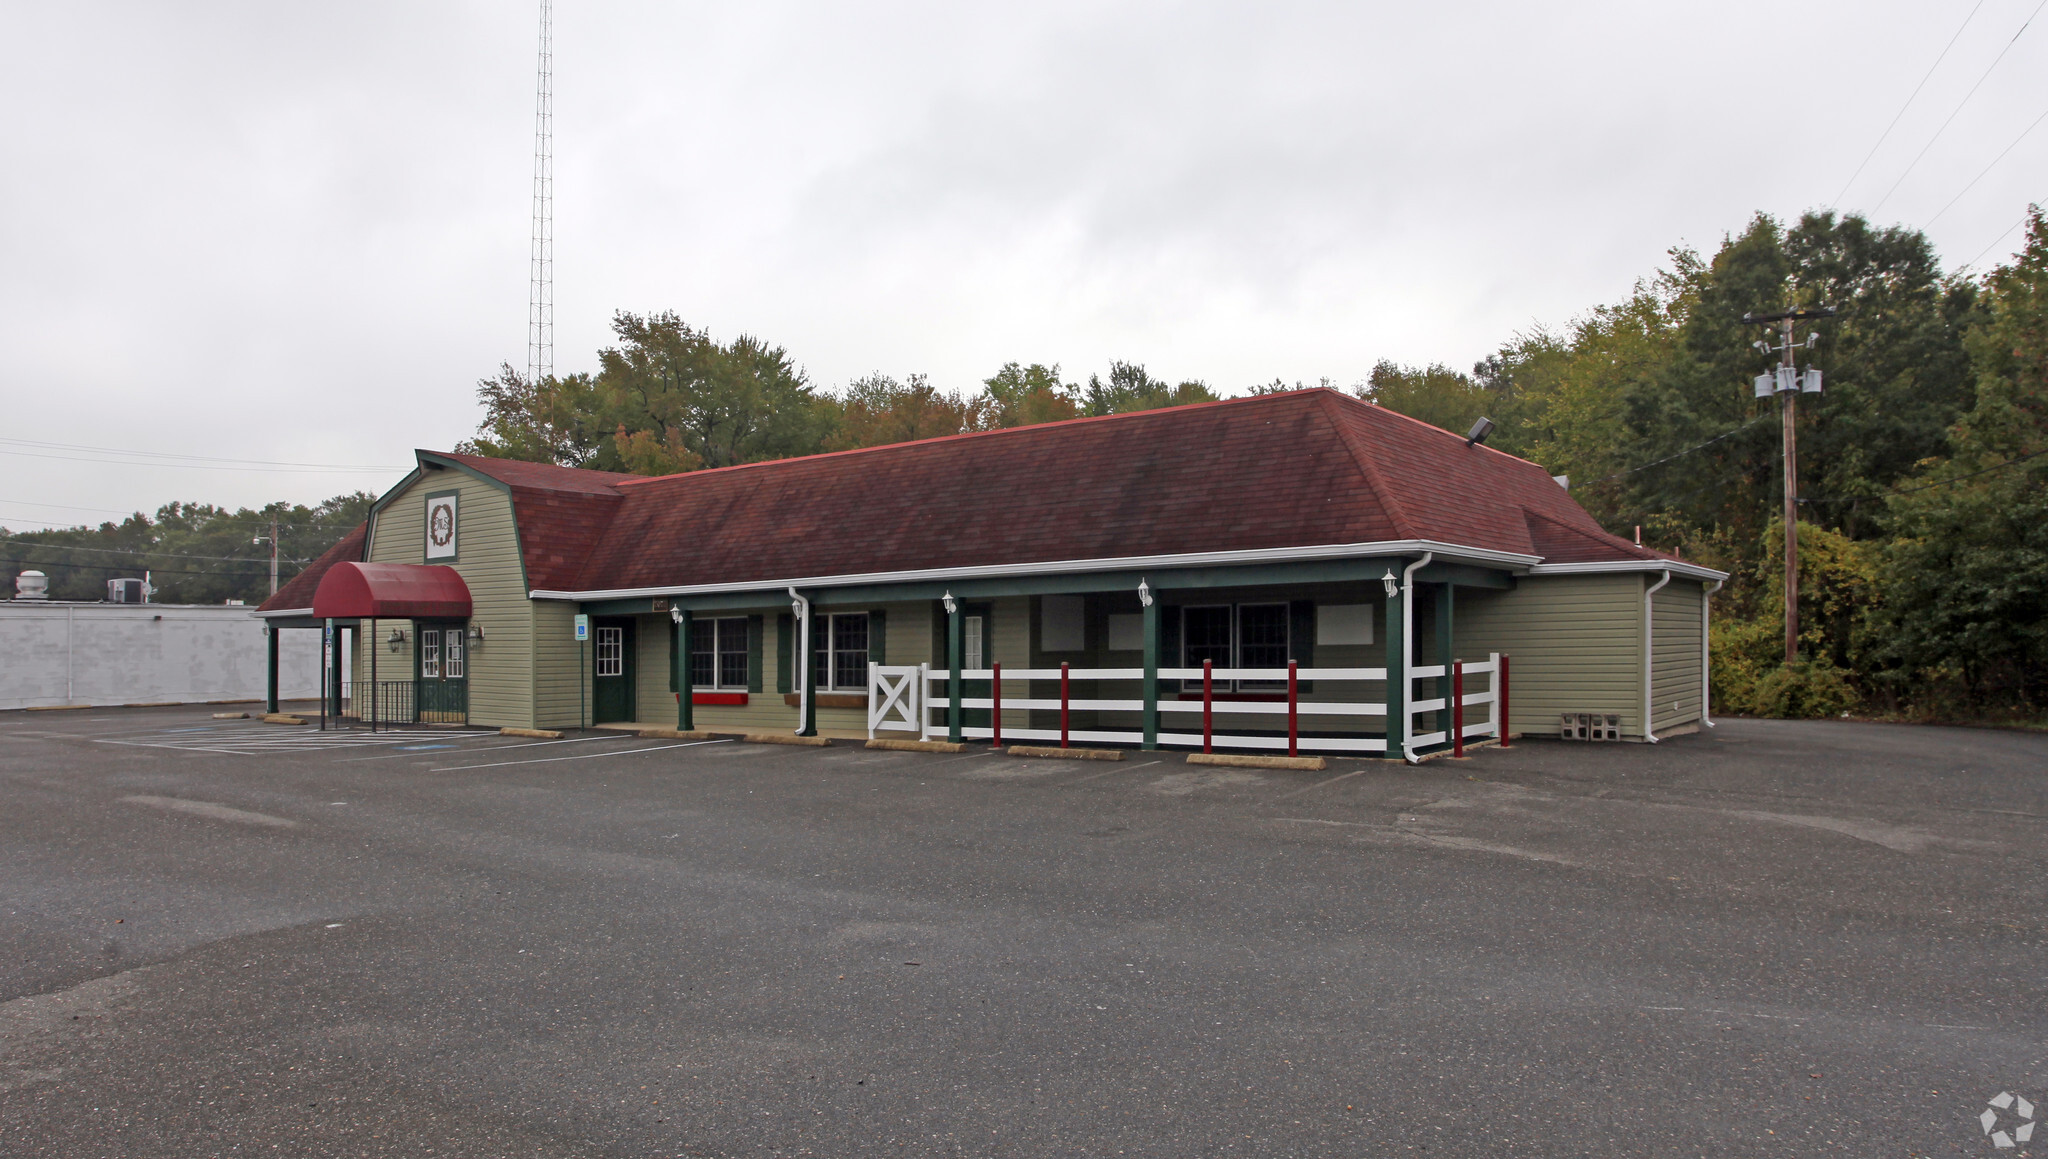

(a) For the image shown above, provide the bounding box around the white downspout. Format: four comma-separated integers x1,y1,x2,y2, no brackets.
788,587,810,735
1401,551,1433,764
1701,578,1724,729
1643,569,1672,743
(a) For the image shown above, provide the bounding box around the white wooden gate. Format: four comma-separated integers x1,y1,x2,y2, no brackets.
867,662,925,738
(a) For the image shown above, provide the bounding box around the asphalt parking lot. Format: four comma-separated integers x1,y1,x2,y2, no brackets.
0,708,2042,1157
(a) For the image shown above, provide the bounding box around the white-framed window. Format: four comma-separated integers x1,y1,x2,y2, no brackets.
1180,603,1290,690
964,615,984,671
596,626,624,677
811,612,869,691
420,629,441,678
689,617,750,689
444,630,465,679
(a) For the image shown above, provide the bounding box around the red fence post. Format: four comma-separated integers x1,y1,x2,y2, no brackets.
992,661,1002,748
1452,660,1464,758
1287,659,1299,758
1498,654,1511,747
1202,659,1213,754
1060,662,1070,749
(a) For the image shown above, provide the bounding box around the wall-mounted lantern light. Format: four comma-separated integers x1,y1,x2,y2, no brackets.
1382,569,1399,599
942,591,957,615
468,624,484,644
387,628,405,653
1137,578,1152,608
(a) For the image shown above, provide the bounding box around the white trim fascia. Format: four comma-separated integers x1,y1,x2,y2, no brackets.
526,540,1545,602
1527,560,1727,582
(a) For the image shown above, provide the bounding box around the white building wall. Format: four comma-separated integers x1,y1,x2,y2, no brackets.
0,603,322,710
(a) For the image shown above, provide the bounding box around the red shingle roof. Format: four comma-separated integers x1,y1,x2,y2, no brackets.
429,453,634,592
428,390,1663,594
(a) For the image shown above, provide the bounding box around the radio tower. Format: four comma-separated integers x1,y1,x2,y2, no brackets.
526,0,553,389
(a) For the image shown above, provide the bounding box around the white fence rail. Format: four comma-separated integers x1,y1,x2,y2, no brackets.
870,655,1505,760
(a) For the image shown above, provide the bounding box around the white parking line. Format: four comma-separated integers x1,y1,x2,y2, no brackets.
432,739,731,771
336,733,624,762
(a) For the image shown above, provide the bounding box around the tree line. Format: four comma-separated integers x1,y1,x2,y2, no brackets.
0,495,374,605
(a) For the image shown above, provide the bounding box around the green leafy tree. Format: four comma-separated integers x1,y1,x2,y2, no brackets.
981,362,1080,427
1873,209,2048,710
1354,360,1498,438
828,373,984,450
1079,361,1217,416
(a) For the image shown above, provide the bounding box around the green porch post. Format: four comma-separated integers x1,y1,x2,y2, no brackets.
1435,583,1455,743
264,624,279,714
329,619,345,718
1385,576,1406,761
677,611,693,731
1141,592,1159,750
946,598,964,743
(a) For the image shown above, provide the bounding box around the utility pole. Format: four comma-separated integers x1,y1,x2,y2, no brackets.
1742,305,1835,666
253,519,280,597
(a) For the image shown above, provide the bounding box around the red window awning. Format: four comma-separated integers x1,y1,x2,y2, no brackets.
311,562,472,620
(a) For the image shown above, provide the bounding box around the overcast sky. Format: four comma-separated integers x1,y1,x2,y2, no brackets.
4,1,2045,526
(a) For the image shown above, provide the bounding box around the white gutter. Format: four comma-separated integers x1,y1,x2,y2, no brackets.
1400,551,1433,764
1642,569,1672,743
253,607,315,619
1701,577,1724,729
788,587,810,736
1528,559,1727,582
528,539,1543,602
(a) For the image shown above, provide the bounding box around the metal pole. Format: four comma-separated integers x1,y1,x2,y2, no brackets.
991,661,1002,747
1202,659,1213,753
1452,661,1464,758
268,518,279,598
1060,662,1070,749
1498,655,1511,747
1287,659,1298,758
1780,315,1800,666
369,617,377,733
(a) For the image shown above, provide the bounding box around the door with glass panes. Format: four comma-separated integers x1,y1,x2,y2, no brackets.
592,617,636,723
414,620,469,723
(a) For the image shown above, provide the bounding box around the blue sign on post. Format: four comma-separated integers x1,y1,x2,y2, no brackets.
574,614,589,641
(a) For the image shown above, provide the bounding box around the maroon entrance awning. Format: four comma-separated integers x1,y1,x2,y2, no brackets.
311,562,472,619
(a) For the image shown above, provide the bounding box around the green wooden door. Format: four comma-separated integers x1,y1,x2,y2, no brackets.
415,621,469,724
593,617,636,724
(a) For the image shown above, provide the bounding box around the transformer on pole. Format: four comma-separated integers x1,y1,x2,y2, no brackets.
1742,305,1836,666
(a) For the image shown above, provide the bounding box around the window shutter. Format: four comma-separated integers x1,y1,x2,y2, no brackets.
1290,600,1315,693
745,614,763,693
869,608,886,666
773,613,789,693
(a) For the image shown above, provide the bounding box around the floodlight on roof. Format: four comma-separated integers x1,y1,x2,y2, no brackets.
1464,416,1495,446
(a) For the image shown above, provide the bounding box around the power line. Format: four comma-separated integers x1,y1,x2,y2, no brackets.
1585,413,1774,486
0,436,402,473
1802,446,2048,504
0,534,313,565
1832,0,1987,207
1962,204,2041,268
1924,103,2048,228
1871,0,2048,216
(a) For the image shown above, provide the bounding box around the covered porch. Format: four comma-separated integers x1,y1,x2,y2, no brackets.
574,549,1519,762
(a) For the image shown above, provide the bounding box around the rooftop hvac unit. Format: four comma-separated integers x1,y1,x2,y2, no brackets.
14,570,48,600
107,578,145,603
